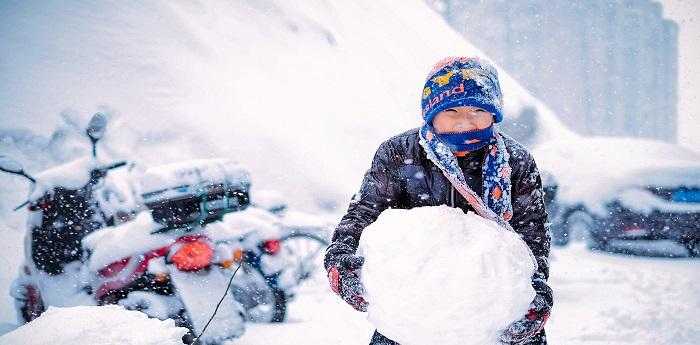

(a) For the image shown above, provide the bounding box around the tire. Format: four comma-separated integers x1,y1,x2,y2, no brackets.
587,231,609,251
550,222,570,247
685,238,700,257
552,207,592,247
231,269,287,323
280,230,329,246
270,288,287,323
279,230,329,283
18,285,45,323
562,210,606,251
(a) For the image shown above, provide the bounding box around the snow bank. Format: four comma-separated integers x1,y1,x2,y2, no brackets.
0,305,187,345
359,206,536,345
0,0,572,215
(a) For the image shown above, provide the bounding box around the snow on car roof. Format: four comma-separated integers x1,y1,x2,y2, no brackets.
533,135,700,211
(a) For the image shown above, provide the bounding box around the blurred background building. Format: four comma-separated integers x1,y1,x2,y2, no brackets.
428,0,679,142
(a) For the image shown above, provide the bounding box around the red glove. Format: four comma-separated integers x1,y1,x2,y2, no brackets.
327,254,368,312
500,295,551,344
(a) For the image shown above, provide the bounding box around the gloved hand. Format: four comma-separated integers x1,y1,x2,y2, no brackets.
327,253,368,312
500,294,551,344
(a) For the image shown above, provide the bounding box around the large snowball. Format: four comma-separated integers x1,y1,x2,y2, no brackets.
0,305,188,345
359,206,536,345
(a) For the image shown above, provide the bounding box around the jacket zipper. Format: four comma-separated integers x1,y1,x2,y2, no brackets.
450,186,455,207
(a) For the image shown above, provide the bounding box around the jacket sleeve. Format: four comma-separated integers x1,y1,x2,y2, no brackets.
509,152,553,307
324,141,401,270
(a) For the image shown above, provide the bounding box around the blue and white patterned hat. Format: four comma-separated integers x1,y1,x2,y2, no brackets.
421,56,504,125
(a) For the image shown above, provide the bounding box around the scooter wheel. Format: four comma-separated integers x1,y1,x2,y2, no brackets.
270,288,286,323
19,285,45,323
685,238,699,257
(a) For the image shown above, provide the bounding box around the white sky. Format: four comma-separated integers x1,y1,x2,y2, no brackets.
659,0,700,151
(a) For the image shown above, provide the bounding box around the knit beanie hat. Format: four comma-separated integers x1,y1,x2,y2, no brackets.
421,56,504,126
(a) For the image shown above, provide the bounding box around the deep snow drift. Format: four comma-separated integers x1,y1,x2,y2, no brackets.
0,305,187,345
359,206,536,345
0,0,572,214
0,0,571,327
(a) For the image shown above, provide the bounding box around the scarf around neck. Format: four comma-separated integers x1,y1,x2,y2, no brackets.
419,124,514,232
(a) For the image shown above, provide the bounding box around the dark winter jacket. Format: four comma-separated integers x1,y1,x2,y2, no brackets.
325,127,553,306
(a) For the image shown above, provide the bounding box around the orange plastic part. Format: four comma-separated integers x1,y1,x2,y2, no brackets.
171,240,213,271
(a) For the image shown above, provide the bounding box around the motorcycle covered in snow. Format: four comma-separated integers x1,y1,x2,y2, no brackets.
1,113,136,323
81,158,253,344
82,157,330,333
2,113,330,343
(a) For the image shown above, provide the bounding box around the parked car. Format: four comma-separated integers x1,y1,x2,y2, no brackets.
537,137,700,256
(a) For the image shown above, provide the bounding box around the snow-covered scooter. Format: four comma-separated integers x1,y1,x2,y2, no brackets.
81,159,253,344
2,115,247,344
82,158,329,337
1,113,135,323
3,114,329,343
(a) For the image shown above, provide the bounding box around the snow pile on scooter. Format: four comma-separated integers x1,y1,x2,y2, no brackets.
359,205,536,345
0,305,187,345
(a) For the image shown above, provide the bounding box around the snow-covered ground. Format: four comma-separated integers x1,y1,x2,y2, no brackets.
1,241,697,344
0,305,187,345
232,243,700,345
546,244,699,344
1,1,698,344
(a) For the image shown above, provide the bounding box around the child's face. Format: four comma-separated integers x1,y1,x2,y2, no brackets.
432,106,494,135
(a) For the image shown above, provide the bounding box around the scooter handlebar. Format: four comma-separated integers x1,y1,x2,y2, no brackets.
101,161,127,171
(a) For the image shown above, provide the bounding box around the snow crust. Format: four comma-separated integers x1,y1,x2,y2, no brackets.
359,206,535,345
0,305,187,345
205,207,282,243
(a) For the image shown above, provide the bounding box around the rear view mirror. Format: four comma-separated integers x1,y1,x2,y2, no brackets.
86,112,108,141
86,112,108,157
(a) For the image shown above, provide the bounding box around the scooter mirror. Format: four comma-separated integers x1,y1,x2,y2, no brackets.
0,156,24,175
86,112,108,142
